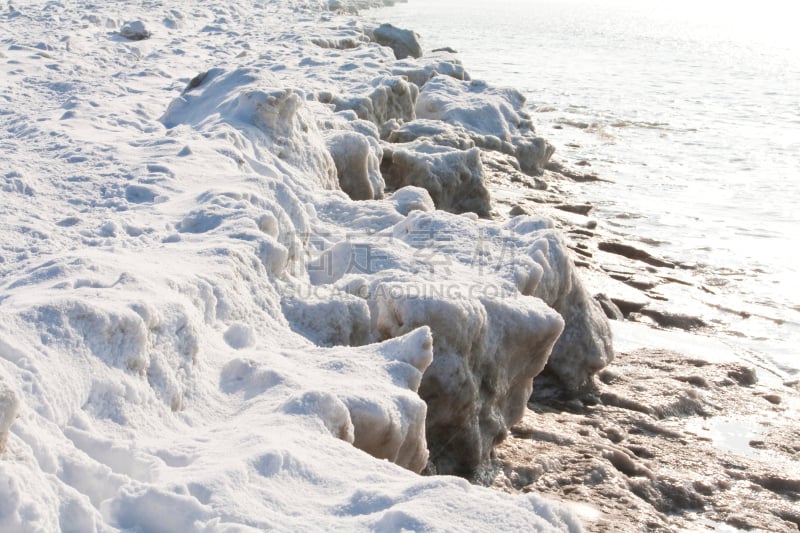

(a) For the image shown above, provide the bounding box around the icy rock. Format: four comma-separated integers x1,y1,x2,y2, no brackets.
325,130,385,200
382,118,475,150
120,20,151,41
162,68,339,190
514,135,556,175
372,23,423,60
416,76,554,174
371,280,564,478
381,142,491,217
332,76,418,126
0,379,20,454
598,241,676,269
389,186,436,215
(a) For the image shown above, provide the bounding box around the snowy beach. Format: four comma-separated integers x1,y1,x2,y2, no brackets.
1,0,798,532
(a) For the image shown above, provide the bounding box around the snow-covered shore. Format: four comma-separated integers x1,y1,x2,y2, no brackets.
0,0,620,530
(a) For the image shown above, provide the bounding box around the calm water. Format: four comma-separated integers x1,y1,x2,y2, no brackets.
369,0,800,373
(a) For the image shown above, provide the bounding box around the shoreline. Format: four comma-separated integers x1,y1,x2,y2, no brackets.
480,106,800,530
378,4,800,530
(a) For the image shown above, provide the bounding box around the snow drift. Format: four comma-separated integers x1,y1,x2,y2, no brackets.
0,0,611,529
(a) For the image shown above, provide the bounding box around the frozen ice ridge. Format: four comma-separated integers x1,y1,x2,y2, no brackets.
0,0,608,530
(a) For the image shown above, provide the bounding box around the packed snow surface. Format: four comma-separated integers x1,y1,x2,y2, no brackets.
0,0,609,530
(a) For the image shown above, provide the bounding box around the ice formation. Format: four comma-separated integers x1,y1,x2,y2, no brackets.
381,143,492,216
417,75,556,174
372,23,424,59
0,0,611,529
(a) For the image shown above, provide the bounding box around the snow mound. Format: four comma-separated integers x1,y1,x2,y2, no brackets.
120,20,151,41
389,186,436,215
162,68,339,191
417,76,555,174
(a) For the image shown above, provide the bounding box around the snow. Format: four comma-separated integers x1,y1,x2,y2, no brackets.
0,0,608,529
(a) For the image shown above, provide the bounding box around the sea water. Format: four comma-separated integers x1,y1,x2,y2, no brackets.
368,0,800,374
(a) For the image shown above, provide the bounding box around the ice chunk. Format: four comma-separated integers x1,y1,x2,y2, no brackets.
372,23,423,60
332,76,418,126
390,53,470,87
372,279,564,478
325,130,385,200
523,231,615,392
416,76,555,173
382,142,491,217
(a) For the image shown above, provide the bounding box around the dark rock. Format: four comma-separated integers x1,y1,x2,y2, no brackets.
762,394,782,405
754,475,800,495
638,309,706,330
569,246,593,258
727,365,758,386
545,160,605,182
184,71,209,93
598,241,676,269
432,46,458,54
595,294,624,320
674,375,709,388
509,204,527,217
612,297,647,316
555,203,593,216
373,23,422,59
